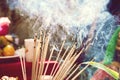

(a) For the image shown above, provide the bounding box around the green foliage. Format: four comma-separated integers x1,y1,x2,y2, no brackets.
103,26,120,64
83,61,119,80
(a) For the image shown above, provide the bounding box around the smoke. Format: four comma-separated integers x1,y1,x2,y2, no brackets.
17,0,110,28
7,0,117,60
6,0,119,79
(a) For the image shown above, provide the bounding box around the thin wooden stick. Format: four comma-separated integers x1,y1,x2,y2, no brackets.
38,33,50,80
32,16,41,30
71,63,90,80
29,21,97,80
73,65,89,80
52,46,70,77
50,40,65,76
35,37,42,80
55,46,85,80
58,49,84,79
19,56,26,80
54,58,73,80
56,53,77,80
71,59,94,80
31,33,37,80
55,56,75,80
23,55,27,80
38,31,46,80
53,44,76,79
62,46,70,60
21,46,27,80
67,63,77,74
43,45,55,76
53,45,76,79
66,64,81,80
42,35,50,79
36,31,43,80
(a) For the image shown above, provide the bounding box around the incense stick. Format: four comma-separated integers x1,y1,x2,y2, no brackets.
55,44,85,80
67,63,77,74
55,55,76,80
71,63,90,80
42,35,50,80
56,53,79,80
66,64,81,80
53,44,76,79
35,31,43,80
34,38,42,80
52,46,70,77
19,55,26,80
50,40,65,76
23,55,27,80
38,33,50,80
71,59,94,80
72,65,89,80
19,56,25,80
43,45,55,76
53,45,75,79
31,33,37,80
38,31,45,80
29,23,97,80
32,16,41,30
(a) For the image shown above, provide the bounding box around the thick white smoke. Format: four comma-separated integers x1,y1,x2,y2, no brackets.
13,0,111,46
18,0,110,28
8,0,117,61
7,0,119,79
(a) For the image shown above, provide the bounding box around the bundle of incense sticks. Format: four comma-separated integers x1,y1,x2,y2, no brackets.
18,33,92,80
23,29,94,80
18,17,97,80
18,25,96,80
19,21,96,80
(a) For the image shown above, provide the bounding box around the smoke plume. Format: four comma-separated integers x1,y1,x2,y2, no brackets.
7,0,117,61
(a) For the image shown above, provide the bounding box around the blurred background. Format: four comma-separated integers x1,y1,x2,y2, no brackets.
0,0,120,80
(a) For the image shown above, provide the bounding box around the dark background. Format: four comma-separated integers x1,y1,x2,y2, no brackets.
107,0,120,15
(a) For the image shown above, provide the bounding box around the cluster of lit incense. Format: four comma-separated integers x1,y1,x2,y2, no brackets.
19,32,94,80
33,31,89,80
19,20,96,80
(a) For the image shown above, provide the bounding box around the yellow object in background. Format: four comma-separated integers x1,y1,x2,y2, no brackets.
3,44,15,56
5,35,13,42
0,48,3,56
0,36,9,47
